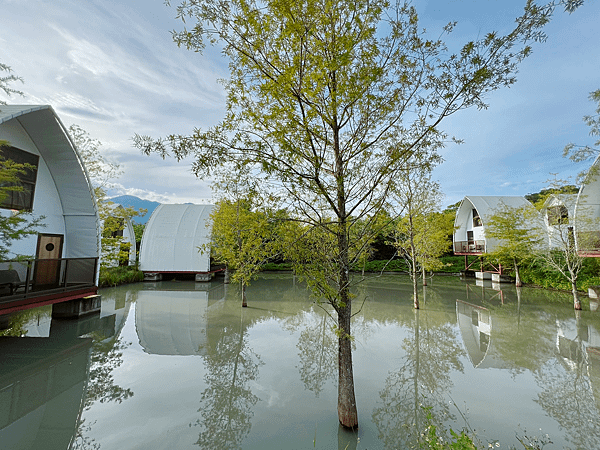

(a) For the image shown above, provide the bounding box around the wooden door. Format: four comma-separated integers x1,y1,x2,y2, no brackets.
34,234,64,287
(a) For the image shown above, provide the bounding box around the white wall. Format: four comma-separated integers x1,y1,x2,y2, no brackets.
0,120,66,258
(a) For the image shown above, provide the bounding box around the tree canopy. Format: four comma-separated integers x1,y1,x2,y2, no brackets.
137,0,561,429
70,125,142,267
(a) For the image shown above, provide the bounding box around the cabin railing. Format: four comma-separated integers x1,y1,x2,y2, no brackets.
454,240,486,254
0,257,98,300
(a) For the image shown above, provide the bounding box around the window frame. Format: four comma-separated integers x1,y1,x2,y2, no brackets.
0,146,39,211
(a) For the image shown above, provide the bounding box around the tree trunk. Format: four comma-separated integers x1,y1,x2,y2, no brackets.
408,215,419,309
224,267,230,284
422,266,427,286
337,302,358,429
572,282,582,310
333,111,357,429
411,254,419,309
513,259,522,287
241,281,247,308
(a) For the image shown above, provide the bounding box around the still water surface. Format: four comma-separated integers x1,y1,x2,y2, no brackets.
1,274,600,450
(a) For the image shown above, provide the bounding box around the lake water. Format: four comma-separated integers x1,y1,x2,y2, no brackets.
1,273,600,450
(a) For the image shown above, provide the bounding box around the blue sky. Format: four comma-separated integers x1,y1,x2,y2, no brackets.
1,0,598,206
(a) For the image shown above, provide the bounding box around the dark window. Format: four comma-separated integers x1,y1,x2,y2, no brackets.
0,146,39,211
547,205,569,225
472,209,482,227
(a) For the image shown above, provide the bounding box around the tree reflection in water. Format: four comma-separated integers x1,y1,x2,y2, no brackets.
72,292,136,450
193,307,263,450
372,301,465,449
533,313,600,449
295,311,337,397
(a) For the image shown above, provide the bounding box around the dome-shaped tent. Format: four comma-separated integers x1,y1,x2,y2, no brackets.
0,105,99,314
453,196,537,255
575,155,600,256
139,204,215,281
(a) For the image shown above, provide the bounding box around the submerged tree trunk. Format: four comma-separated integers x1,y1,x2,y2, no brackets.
409,215,419,309
410,254,419,309
337,301,358,429
241,281,247,308
572,282,582,310
513,259,522,287
336,222,358,428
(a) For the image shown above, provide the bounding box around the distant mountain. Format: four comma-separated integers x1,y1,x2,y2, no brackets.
108,195,161,225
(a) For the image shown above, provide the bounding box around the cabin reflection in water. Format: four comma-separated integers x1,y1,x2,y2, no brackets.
456,300,513,370
135,282,226,356
456,300,491,367
0,312,117,449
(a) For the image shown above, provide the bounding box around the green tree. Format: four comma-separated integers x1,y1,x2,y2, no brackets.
69,124,122,199
0,140,45,260
136,0,560,429
70,125,143,267
392,167,451,308
0,63,23,105
210,198,279,307
536,207,588,310
485,202,544,287
207,168,286,307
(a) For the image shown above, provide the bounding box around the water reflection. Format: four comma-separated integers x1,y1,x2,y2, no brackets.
372,307,465,449
192,306,262,449
0,303,127,450
1,275,600,449
295,313,337,397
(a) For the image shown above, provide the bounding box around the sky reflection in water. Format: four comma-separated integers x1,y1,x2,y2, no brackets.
1,274,600,450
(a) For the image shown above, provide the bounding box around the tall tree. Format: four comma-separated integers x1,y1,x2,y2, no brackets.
485,202,544,287
391,166,450,308
536,205,588,310
70,125,143,267
137,0,559,428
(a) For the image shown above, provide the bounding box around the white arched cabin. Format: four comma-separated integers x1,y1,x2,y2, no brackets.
139,204,215,281
0,105,100,314
453,196,536,256
575,155,600,256
540,194,577,250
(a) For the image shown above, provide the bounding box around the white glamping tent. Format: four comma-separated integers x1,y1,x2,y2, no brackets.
0,105,100,312
139,204,215,281
575,155,600,256
453,196,535,255
541,194,577,250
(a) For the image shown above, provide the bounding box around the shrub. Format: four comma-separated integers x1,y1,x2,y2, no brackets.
99,265,143,287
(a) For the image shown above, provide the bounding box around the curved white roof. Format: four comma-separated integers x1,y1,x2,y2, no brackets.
455,196,533,227
542,194,577,214
576,154,600,226
0,105,99,259
139,204,214,272
453,196,537,254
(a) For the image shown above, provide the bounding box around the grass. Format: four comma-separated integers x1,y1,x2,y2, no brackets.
99,265,144,287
